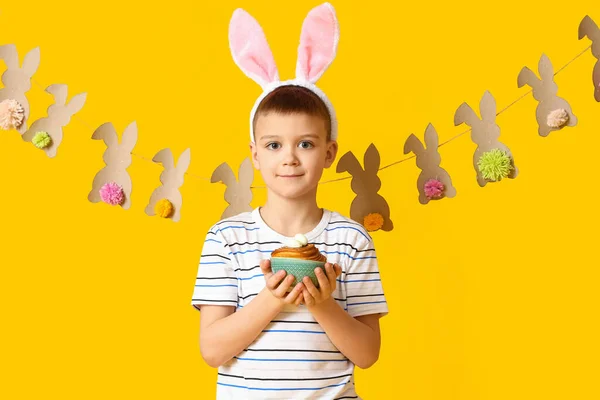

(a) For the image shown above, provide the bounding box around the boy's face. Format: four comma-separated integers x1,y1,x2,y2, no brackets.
250,112,338,201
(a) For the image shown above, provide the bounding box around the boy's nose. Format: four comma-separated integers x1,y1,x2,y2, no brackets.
283,158,299,166
282,149,299,166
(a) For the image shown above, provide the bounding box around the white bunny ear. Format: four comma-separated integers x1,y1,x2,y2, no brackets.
296,2,339,83
229,8,280,89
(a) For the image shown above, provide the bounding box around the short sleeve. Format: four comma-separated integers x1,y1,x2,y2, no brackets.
344,236,389,318
191,227,238,311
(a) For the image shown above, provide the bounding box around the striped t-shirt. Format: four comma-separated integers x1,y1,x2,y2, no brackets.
191,207,389,399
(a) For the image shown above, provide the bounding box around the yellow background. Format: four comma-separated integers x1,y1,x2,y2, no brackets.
1,0,599,398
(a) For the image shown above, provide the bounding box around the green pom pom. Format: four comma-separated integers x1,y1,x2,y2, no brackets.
32,131,52,149
477,149,513,181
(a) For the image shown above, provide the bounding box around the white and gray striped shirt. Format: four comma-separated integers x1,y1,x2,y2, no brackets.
191,207,389,399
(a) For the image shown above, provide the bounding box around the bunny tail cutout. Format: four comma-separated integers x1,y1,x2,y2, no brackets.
229,3,340,143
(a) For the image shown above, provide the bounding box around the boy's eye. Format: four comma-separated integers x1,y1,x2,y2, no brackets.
299,141,314,149
266,142,281,150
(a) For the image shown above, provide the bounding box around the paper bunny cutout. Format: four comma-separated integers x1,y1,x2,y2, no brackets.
88,122,138,210
0,45,40,134
145,148,191,222
404,123,457,204
229,2,340,142
336,143,393,231
578,15,600,102
517,54,577,136
454,91,518,187
21,84,87,157
211,157,254,219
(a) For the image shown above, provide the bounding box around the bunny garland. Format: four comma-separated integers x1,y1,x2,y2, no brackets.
229,2,340,143
211,157,254,219
517,54,578,136
3,9,600,233
404,124,457,204
88,122,138,210
0,45,40,134
22,84,87,157
336,144,393,232
145,148,191,222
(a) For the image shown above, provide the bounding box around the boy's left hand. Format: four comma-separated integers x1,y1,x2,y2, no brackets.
302,262,342,308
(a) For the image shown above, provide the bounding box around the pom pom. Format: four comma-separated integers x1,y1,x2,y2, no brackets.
99,182,125,205
32,131,52,149
424,178,445,199
477,149,513,181
154,199,174,218
363,213,384,232
546,108,569,128
0,99,25,130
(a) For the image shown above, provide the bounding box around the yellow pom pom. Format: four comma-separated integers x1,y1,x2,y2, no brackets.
363,213,384,232
155,199,174,218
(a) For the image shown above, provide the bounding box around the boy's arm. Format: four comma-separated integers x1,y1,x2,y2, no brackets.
302,233,389,369
199,263,304,368
199,289,283,368
308,297,382,369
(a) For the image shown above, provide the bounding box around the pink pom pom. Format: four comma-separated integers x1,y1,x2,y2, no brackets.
99,182,125,205
424,179,445,199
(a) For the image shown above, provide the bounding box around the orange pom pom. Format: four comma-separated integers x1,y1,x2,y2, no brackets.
363,213,384,232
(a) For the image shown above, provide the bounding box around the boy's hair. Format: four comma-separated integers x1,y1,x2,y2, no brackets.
252,85,332,141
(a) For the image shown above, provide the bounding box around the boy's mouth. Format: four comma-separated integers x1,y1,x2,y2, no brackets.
278,174,304,178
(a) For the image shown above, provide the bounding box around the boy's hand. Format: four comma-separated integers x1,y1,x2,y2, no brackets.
302,262,342,308
260,259,305,307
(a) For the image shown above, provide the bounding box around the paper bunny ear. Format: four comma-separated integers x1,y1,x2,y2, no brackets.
237,157,254,186
479,91,497,121
296,2,339,83
229,8,279,89
538,53,554,81
363,143,380,173
424,123,439,148
46,84,68,105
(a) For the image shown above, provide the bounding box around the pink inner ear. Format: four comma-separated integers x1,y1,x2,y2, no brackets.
296,3,339,83
229,9,279,87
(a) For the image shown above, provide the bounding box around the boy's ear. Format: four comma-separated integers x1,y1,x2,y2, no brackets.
324,140,338,168
249,142,261,170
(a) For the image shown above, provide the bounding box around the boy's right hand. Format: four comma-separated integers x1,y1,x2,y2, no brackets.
260,259,305,307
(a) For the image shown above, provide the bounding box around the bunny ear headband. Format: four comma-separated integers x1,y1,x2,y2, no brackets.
228,2,340,143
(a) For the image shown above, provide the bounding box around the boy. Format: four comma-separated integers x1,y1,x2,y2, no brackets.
192,4,388,399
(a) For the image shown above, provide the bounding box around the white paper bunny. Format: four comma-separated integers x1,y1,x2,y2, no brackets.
22,84,87,157
517,54,577,136
404,124,457,204
454,91,518,187
0,45,40,134
145,148,191,222
88,122,138,209
211,158,254,219
578,15,600,102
